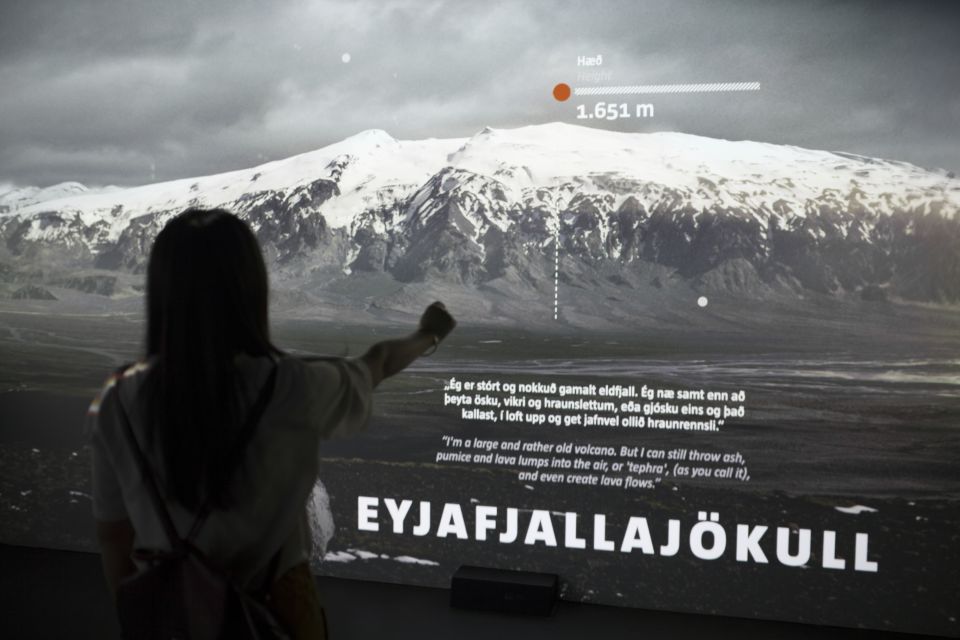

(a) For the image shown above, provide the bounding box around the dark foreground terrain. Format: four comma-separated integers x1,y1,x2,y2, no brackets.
0,300,958,635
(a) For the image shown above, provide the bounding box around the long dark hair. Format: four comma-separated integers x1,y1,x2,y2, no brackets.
144,208,281,511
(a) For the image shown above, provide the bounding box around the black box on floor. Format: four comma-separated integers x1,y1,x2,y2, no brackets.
450,565,558,616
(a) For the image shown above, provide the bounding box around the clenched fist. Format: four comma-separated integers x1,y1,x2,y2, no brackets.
419,301,456,341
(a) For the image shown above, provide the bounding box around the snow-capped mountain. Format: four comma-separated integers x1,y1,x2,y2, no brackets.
0,182,122,213
2,122,959,306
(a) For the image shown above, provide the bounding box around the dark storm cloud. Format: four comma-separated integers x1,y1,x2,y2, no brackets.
1,0,958,187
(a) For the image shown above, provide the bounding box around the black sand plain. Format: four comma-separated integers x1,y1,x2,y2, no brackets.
0,298,957,636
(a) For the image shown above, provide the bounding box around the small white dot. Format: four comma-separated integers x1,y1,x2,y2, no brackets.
697,296,709,308
341,52,351,63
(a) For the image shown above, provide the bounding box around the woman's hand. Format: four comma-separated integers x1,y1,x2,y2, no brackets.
419,301,456,342
96,518,136,594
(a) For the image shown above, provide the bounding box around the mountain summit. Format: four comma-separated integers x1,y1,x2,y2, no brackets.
2,123,959,315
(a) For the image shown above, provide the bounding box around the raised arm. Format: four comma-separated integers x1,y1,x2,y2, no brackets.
361,302,456,387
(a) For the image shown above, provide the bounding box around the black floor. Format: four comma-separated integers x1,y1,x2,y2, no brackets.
0,544,933,639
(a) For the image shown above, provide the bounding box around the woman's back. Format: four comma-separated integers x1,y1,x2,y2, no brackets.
89,353,373,588
90,352,373,589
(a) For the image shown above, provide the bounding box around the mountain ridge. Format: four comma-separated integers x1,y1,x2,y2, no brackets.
2,122,959,315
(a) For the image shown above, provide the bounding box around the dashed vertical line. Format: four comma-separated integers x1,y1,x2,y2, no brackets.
553,226,560,320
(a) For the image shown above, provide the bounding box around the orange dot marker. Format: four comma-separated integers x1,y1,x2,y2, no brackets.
553,83,571,102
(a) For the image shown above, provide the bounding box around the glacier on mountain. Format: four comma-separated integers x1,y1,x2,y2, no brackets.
1,122,958,311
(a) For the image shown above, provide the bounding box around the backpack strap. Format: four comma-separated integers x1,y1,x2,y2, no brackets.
115,372,184,551
258,546,284,598
115,360,279,551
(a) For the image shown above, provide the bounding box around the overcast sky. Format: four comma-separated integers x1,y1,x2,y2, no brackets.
1,0,958,187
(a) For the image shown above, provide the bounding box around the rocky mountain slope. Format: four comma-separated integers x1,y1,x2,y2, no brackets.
2,123,958,320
